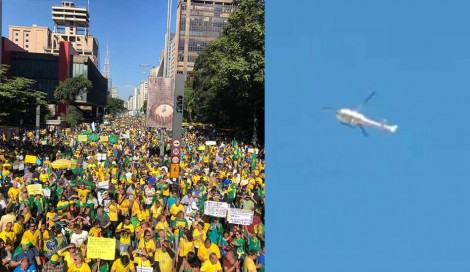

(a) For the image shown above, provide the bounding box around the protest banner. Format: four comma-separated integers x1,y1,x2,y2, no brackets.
27,184,43,195
204,201,229,218
77,135,88,142
100,135,109,142
227,208,254,225
86,237,116,260
205,141,216,146
136,267,153,272
25,155,36,164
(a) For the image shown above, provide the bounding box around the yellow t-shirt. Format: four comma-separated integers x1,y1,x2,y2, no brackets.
138,238,156,254
193,228,206,249
178,238,194,257
108,204,118,222
111,259,135,271
0,230,16,247
117,223,134,245
76,189,90,202
13,222,24,237
155,221,169,231
58,249,74,268
132,256,152,268
22,229,41,248
67,262,91,272
243,257,257,272
200,259,222,272
170,204,185,220
39,173,49,183
88,227,101,237
154,249,173,272
197,243,221,262
7,188,19,203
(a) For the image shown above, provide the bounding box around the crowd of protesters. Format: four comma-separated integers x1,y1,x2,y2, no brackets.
0,117,265,272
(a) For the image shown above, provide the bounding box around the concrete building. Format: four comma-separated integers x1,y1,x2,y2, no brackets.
9,25,51,53
173,0,235,81
110,86,118,98
44,1,99,66
138,81,148,112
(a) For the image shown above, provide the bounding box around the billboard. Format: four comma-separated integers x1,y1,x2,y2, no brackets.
146,77,175,128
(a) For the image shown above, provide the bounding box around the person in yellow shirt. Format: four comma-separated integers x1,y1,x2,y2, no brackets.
155,215,170,232
150,200,163,227
39,170,49,183
116,216,134,254
88,220,102,237
13,215,25,243
132,249,152,268
154,240,175,272
193,222,206,254
76,183,91,203
169,200,185,221
137,230,156,256
110,253,135,272
21,223,41,249
7,182,20,204
57,243,78,269
107,198,119,232
0,222,16,250
200,253,222,272
177,230,195,271
197,239,221,263
243,250,261,272
68,254,91,272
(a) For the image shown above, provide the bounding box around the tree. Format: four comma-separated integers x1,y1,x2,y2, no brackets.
62,105,83,126
107,96,126,117
141,100,147,114
0,65,50,125
54,75,92,103
183,81,197,123
192,0,265,144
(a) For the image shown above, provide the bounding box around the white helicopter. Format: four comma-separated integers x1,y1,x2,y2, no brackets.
323,92,398,136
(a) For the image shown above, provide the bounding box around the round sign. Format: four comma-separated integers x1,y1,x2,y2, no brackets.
172,156,180,164
172,148,180,155
173,140,180,147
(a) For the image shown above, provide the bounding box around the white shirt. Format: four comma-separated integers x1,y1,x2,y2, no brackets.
71,230,89,247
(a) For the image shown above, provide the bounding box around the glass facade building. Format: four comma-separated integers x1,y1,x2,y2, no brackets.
174,0,235,81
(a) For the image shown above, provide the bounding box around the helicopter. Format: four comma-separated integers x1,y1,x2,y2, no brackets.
323,92,398,136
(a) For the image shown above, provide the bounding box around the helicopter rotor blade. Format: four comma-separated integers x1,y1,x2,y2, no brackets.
322,106,336,111
363,91,376,106
358,124,368,137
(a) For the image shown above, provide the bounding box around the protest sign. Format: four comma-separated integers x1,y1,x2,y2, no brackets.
136,267,153,272
77,135,88,142
100,135,109,142
27,184,42,196
205,141,216,146
25,155,36,164
227,208,254,225
204,201,229,218
86,237,116,260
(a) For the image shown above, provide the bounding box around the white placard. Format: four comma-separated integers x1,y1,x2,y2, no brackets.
43,188,51,197
136,267,153,272
204,201,229,218
205,141,217,146
97,153,107,161
227,208,254,225
121,133,130,139
97,181,109,190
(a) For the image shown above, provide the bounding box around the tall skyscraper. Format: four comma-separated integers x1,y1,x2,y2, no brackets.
103,42,112,91
173,0,235,81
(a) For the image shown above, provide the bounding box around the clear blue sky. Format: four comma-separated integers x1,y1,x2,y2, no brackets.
2,0,178,99
268,0,470,271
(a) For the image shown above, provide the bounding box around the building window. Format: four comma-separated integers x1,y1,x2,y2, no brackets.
25,33,29,37
25,45,29,49
15,39,18,42
15,32,18,36
25,39,29,43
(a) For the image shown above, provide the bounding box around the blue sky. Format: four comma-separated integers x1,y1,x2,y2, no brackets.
268,0,470,271
2,0,178,99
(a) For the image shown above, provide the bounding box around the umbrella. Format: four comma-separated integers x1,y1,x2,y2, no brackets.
50,159,73,169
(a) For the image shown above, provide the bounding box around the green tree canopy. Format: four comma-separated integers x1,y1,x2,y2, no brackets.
107,96,126,117
192,0,265,144
54,75,93,103
0,65,50,125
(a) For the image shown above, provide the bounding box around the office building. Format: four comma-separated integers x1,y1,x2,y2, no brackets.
173,0,235,81
9,25,51,53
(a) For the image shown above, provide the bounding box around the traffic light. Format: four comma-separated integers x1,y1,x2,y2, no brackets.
176,95,183,113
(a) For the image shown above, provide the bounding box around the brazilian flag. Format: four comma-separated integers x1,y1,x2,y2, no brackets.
251,152,257,171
